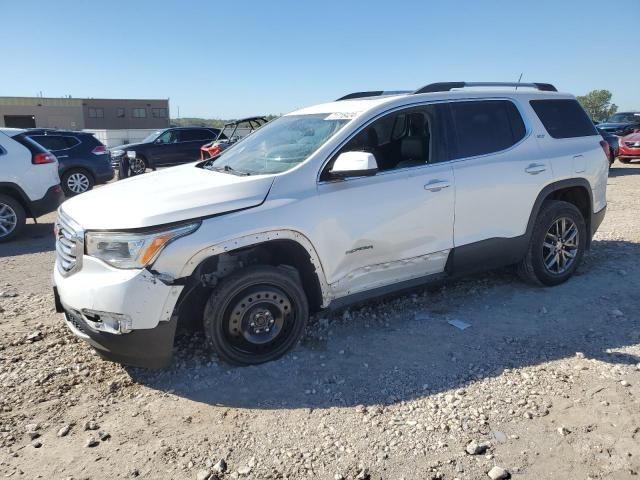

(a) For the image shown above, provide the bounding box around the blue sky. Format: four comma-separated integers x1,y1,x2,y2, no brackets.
2,0,638,118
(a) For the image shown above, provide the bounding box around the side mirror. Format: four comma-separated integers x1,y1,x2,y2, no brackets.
329,151,378,178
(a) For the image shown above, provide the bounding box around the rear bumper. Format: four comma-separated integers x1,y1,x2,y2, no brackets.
28,184,64,218
60,302,177,369
94,166,115,184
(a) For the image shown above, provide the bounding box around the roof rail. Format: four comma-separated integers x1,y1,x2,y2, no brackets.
413,82,557,94
336,90,411,101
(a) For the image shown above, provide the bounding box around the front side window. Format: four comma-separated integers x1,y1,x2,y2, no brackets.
155,130,179,144
449,100,526,159
530,99,597,139
132,108,147,118
88,107,104,118
207,114,350,175
325,104,448,177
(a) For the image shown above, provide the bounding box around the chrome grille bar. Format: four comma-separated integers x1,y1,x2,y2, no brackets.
55,209,84,276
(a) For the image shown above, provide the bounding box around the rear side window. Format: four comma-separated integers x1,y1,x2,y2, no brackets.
449,100,526,159
180,129,215,141
29,135,74,151
529,99,597,139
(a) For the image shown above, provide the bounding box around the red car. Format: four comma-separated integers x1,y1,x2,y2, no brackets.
618,131,640,163
200,116,268,160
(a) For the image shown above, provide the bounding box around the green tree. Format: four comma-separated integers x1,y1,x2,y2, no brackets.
576,90,617,122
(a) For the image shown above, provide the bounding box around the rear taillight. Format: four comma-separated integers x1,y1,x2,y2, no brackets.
32,152,57,164
91,145,107,155
599,140,612,163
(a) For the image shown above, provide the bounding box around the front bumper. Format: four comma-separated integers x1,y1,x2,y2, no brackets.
53,255,184,368
59,297,177,368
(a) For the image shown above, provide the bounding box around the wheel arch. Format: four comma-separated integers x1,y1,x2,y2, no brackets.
0,182,32,217
171,230,331,330
527,178,594,248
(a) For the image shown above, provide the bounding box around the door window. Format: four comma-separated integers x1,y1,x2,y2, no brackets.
324,104,448,178
448,100,526,159
30,135,70,151
155,130,180,144
179,129,215,142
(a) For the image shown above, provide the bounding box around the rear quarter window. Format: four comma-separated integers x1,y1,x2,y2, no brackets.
529,99,597,139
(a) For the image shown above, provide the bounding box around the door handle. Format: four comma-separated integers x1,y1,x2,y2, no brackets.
525,163,546,175
424,180,451,192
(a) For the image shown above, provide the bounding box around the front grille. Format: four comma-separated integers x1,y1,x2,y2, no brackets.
624,141,640,148
55,211,83,276
65,309,88,335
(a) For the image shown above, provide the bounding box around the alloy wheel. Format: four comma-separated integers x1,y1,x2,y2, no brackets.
130,157,146,175
542,217,579,275
67,172,91,194
0,203,18,238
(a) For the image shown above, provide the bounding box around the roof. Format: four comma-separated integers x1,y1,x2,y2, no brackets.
0,128,26,136
288,87,571,118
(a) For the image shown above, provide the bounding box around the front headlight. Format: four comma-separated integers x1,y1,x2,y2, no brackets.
110,149,125,157
85,222,200,269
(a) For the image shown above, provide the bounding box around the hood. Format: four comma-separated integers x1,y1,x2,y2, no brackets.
110,142,144,152
622,132,640,143
61,163,275,230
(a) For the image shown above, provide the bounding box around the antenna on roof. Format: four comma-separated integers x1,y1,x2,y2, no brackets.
515,73,523,90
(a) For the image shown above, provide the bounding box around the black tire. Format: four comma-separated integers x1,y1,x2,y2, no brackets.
0,194,26,243
618,158,631,164
203,265,309,365
61,169,94,196
517,200,586,286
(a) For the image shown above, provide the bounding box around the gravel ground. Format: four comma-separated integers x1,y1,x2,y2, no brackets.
0,163,639,480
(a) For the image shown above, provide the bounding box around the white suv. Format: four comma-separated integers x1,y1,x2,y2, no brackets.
0,128,63,242
53,82,609,368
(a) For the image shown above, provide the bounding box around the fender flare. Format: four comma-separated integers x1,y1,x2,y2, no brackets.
0,182,33,216
525,178,594,244
179,229,333,307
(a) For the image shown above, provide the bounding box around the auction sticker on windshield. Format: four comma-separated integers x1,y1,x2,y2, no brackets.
325,112,359,120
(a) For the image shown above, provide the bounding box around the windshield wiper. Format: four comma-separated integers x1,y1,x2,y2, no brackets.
210,165,251,176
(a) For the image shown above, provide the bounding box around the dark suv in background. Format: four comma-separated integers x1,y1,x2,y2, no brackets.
109,127,220,174
596,112,640,136
25,129,113,196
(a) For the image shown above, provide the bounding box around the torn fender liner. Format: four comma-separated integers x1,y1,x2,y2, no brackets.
64,309,177,369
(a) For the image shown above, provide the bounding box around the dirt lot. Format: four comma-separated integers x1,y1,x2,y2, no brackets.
0,163,639,480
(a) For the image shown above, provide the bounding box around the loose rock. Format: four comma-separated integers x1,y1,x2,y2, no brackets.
487,466,510,479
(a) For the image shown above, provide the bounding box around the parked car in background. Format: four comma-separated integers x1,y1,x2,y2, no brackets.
596,127,618,165
618,131,640,163
25,129,113,196
110,127,220,174
53,82,609,368
200,117,269,160
596,112,640,136
0,128,63,242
